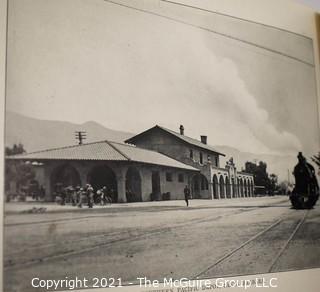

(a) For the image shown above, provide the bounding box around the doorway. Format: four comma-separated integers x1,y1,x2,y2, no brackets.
151,171,161,200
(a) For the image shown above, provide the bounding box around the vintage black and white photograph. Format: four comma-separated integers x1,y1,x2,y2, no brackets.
3,0,320,291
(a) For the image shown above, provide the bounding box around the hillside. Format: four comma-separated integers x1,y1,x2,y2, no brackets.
5,111,134,152
5,111,296,181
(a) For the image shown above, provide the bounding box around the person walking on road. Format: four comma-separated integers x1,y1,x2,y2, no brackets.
184,185,190,207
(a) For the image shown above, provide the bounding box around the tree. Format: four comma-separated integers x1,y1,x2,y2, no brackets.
278,181,289,195
5,143,26,156
269,173,278,195
5,144,34,195
311,152,320,170
245,161,278,195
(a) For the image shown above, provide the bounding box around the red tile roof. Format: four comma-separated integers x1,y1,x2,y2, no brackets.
126,125,225,156
7,140,199,171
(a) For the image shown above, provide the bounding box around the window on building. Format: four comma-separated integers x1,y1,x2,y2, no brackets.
200,152,203,164
207,154,211,163
166,172,173,182
189,149,193,159
214,156,218,167
178,173,184,183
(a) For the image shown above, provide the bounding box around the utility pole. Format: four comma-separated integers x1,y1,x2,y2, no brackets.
75,131,87,145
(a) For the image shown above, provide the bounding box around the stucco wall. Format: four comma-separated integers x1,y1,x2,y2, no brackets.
159,169,192,200
35,159,196,202
131,128,220,170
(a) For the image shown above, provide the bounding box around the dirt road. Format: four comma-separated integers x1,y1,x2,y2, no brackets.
3,196,320,291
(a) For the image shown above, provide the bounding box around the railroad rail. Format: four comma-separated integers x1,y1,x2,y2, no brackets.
194,209,309,278
4,200,289,270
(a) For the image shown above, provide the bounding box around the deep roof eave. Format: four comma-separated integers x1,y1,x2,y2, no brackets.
5,156,199,171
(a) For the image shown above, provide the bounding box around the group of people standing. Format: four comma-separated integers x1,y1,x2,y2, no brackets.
55,183,193,208
55,184,114,208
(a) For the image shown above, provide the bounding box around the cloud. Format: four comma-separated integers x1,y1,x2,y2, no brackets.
6,1,303,155
163,32,303,154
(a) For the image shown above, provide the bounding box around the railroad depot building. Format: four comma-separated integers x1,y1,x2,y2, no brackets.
6,125,254,202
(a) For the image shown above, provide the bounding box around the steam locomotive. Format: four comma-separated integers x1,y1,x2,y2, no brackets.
290,152,319,209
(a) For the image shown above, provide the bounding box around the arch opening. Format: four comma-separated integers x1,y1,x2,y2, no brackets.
191,174,209,199
231,178,236,198
125,167,142,202
219,176,225,199
249,180,254,197
244,180,248,197
87,165,118,202
51,164,81,194
239,179,243,197
213,175,219,199
226,177,231,198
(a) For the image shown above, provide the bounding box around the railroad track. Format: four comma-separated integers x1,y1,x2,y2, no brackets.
194,209,309,279
5,198,288,227
267,210,309,273
5,206,191,227
4,200,288,271
6,206,257,254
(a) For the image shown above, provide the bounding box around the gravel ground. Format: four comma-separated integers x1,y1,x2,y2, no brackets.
3,196,319,292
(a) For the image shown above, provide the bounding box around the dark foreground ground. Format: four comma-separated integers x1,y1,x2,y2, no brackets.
3,196,320,292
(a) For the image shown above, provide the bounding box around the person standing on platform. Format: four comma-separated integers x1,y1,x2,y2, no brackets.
86,184,94,208
184,185,190,207
78,187,86,208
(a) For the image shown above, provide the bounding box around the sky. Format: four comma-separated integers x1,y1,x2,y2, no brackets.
5,0,320,157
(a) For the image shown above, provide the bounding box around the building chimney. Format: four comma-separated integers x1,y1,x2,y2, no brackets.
200,135,207,144
179,125,184,135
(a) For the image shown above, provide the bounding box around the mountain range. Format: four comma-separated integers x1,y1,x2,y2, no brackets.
5,111,296,182
5,111,133,151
